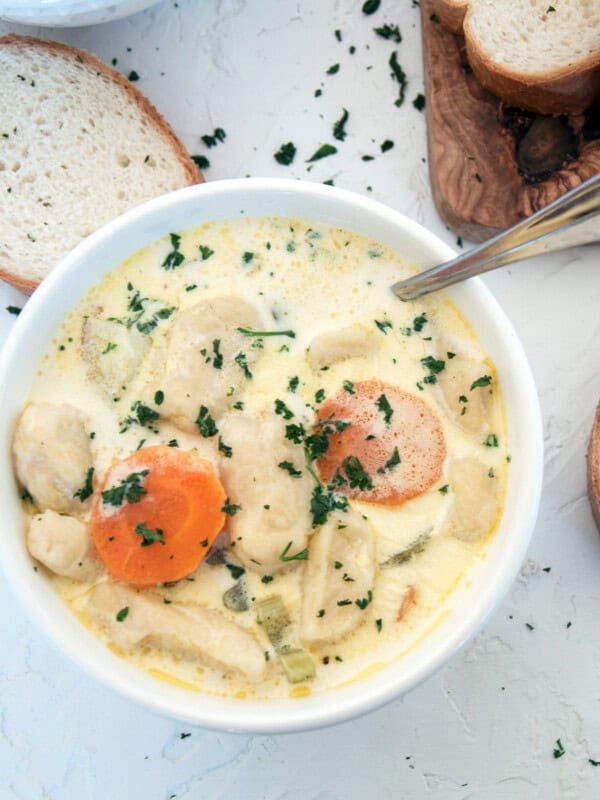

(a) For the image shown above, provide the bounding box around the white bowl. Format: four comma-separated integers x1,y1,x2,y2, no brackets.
0,0,161,27
0,178,543,733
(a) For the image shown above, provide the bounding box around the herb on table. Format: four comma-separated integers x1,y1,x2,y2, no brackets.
470,375,492,390
374,23,401,41
326,63,340,75
413,93,426,111
116,607,129,622
162,233,185,270
218,436,233,458
589,758,600,766
102,470,149,507
333,108,349,141
279,541,309,562
6,305,21,316
381,139,394,152
74,467,94,502
420,355,445,384
375,393,394,425
362,0,380,13
196,405,218,437
274,142,296,165
274,399,294,419
553,739,565,759
128,70,140,82
191,154,210,169
201,128,226,148
234,352,252,379
237,327,296,338
222,498,241,516
389,51,407,107
315,388,326,404
484,433,499,448
278,461,303,478
306,144,338,162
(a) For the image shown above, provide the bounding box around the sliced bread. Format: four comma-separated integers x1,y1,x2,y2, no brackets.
0,35,202,294
588,403,600,532
430,0,469,35
432,0,600,115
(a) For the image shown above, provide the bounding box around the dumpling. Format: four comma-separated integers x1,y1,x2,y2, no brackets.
300,507,375,647
86,583,268,683
82,317,151,398
159,296,265,433
448,457,500,542
436,344,494,435
307,324,379,369
13,403,93,514
27,510,101,581
218,414,313,574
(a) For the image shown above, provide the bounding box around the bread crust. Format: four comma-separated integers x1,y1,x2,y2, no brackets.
0,34,203,295
429,0,468,35
464,11,600,115
587,403,600,533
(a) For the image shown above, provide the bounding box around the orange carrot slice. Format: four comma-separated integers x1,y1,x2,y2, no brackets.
316,380,446,505
91,445,226,586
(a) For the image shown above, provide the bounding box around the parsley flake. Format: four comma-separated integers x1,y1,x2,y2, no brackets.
134,522,165,547
279,541,309,562
162,233,185,270
274,142,296,165
74,467,94,502
306,144,338,162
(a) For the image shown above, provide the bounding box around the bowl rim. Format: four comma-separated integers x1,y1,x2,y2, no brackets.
0,177,543,733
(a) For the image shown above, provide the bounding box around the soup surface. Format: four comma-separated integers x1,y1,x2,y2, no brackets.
13,216,507,699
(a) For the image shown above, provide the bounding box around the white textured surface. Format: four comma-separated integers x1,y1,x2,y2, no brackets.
1,2,599,797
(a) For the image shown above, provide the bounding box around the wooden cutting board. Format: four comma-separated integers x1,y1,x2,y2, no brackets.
420,0,600,242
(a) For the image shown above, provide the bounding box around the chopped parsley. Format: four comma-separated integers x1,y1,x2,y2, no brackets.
73,467,94,502
413,93,426,111
288,375,300,393
128,70,140,82
274,142,297,165
154,390,164,406
201,127,226,148
134,522,165,547
389,51,407,107
430,13,441,22
438,484,449,494
226,563,245,581
242,251,254,264
221,498,241,516
420,355,445,384
278,461,303,478
116,607,129,622
326,64,340,75
237,326,295,338
343,380,355,394
375,618,383,632
196,405,218,437
279,541,309,562
161,233,185,270
191,154,210,169
484,434,499,448
198,244,214,260
315,388,326,404
378,447,400,473
333,108,349,141
374,23,401,41
342,455,373,491
6,305,21,316
218,436,233,458
413,312,428,332
362,0,380,13
470,375,492,390
211,339,223,369
337,599,352,607
375,319,392,334
381,139,394,152
101,342,117,355
375,393,394,424
356,590,373,610
306,144,338,162
102,470,149,507
310,483,349,526
274,398,294,419
234,352,252,379
261,575,274,584
317,609,326,618
553,739,565,759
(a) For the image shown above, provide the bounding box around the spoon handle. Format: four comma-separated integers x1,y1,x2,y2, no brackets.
392,172,600,301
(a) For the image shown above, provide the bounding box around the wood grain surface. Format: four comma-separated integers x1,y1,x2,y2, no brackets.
421,0,600,242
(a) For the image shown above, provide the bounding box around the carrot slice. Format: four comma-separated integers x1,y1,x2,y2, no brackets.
316,380,446,505
91,445,226,586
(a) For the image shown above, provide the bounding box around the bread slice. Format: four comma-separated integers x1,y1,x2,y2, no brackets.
463,0,600,115
588,403,600,533
430,0,469,35
0,35,202,294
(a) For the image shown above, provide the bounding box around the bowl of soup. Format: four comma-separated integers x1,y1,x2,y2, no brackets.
0,178,543,733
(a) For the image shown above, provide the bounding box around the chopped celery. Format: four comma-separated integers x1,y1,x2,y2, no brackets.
255,594,290,649
380,530,430,568
280,649,316,683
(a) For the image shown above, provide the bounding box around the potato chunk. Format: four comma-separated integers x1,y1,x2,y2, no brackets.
307,324,378,369
300,508,375,647
82,317,151,398
160,296,264,433
28,510,100,581
86,583,268,683
13,403,93,514
218,414,313,574
449,458,500,542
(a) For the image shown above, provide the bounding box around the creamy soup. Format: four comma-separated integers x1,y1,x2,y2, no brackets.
13,217,507,699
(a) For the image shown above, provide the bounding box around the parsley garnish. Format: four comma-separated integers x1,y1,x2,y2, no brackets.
102,470,149,507
375,393,394,424
326,63,340,75
191,154,210,169
154,390,164,406
278,461,302,478
310,483,349,526
222,498,241,516
430,13,440,22
134,522,165,547
381,139,394,152
333,108,349,141
116,607,129,622
306,144,338,162
317,609,326,617
274,399,294,419
343,380,355,394
356,590,373,610
375,618,383,632
413,312,428,332
242,251,254,264
374,23,401,41
315,388,326,404
274,142,296,165
362,0,380,13
234,352,252,379
198,244,214,260
553,739,565,759
288,375,300,393
201,128,226,148
342,455,373,490
337,599,352,607
218,436,232,458
378,447,400,473
470,375,492,390
484,434,499,448
128,70,139,82
279,541,309,562
389,51,407,107
375,319,392,334
162,233,185,270
120,400,159,432
6,305,21,316
261,575,273,584
211,339,223,369
226,563,245,580
420,355,445,384
237,327,296,338
196,405,218,437
74,467,94,502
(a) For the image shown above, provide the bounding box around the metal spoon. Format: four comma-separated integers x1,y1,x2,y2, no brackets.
392,172,600,301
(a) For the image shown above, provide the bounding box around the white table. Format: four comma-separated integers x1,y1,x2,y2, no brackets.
1,3,599,798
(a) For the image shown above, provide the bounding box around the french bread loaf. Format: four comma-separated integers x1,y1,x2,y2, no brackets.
0,34,202,294
433,0,600,115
